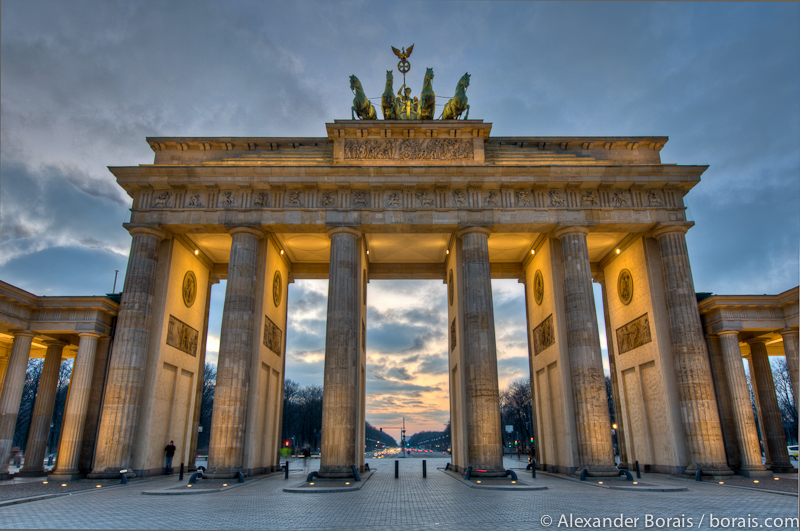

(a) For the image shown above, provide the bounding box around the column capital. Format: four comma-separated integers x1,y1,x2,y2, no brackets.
652,223,692,239
456,226,492,239
717,330,741,338
327,226,362,239
778,328,799,337
227,226,264,239
553,225,590,239
124,224,167,240
745,338,767,347
43,340,68,348
77,332,103,339
12,330,35,339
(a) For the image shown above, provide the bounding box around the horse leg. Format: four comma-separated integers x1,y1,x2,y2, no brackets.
464,104,469,120
352,106,357,120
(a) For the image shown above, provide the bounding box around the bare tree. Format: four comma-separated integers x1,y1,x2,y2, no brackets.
13,359,44,449
500,378,532,451
772,358,798,444
197,363,216,452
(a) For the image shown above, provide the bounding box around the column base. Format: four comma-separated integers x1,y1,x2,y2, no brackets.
87,469,135,480
616,461,629,470
317,465,358,479
736,468,774,478
685,464,734,477
575,466,620,478
467,466,507,478
15,469,47,478
202,467,245,480
768,462,796,473
0,472,11,481
48,471,85,481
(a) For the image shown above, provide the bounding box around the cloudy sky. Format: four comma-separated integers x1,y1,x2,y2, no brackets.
2,1,798,435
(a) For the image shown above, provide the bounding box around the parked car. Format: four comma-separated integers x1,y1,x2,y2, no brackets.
788,445,798,458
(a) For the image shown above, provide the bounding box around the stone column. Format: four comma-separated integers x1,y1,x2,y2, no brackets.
89,226,165,478
718,332,770,476
779,329,799,413
554,226,616,475
0,331,34,479
597,274,629,470
652,225,730,475
79,336,113,474
0,355,9,398
319,227,362,478
747,340,793,472
206,227,263,478
188,276,218,472
457,227,504,476
18,341,65,477
705,334,741,471
51,333,100,480
745,355,770,466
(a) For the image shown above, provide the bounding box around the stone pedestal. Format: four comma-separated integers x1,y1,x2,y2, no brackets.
652,225,731,475
51,333,100,480
779,329,799,413
748,340,793,473
554,227,616,475
705,334,741,471
319,227,362,478
89,226,165,479
206,227,263,478
18,341,65,477
457,226,504,476
598,276,629,470
718,332,770,477
0,331,35,480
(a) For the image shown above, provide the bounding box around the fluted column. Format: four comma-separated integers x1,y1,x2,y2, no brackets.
705,334,741,471
745,355,770,466
554,226,616,475
748,340,792,472
18,341,65,477
51,333,100,479
0,355,9,398
718,332,770,476
206,227,263,478
457,226,504,476
779,329,799,413
597,274,629,470
0,331,35,479
89,226,165,478
319,226,362,478
189,276,217,471
652,225,730,475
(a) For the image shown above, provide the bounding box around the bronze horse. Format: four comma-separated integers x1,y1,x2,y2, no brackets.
350,75,376,120
441,72,470,120
418,67,435,120
381,71,397,119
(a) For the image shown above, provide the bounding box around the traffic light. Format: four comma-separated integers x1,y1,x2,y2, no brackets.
285,440,290,447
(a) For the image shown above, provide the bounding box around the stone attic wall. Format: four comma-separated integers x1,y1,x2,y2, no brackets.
603,236,686,473
526,237,577,473
133,237,210,475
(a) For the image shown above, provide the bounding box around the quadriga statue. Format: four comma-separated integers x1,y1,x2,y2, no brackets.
418,67,436,120
350,75,377,120
441,72,470,120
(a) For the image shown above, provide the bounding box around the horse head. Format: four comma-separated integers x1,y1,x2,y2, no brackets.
461,72,470,88
386,70,393,83
350,75,359,92
425,67,434,80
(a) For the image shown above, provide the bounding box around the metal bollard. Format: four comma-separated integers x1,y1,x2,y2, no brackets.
352,465,360,482
506,469,517,481
179,462,184,481
635,460,641,479
284,461,289,479
619,469,633,481
465,466,472,480
422,460,426,478
395,460,399,479
579,469,589,481
236,471,244,483
531,459,536,479
695,469,703,482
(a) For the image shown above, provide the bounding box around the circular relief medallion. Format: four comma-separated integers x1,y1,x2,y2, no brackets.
448,269,454,306
182,271,197,308
273,271,282,307
533,270,544,306
618,269,634,306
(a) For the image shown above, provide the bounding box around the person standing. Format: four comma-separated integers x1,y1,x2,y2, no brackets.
164,441,176,475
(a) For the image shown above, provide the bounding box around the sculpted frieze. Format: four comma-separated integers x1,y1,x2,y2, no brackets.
344,139,474,161
616,313,652,355
138,187,673,212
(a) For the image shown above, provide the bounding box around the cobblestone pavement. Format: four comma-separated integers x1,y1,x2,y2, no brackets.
0,457,796,530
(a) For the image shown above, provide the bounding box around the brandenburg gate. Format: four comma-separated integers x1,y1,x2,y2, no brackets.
1,111,796,481
81,112,741,480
